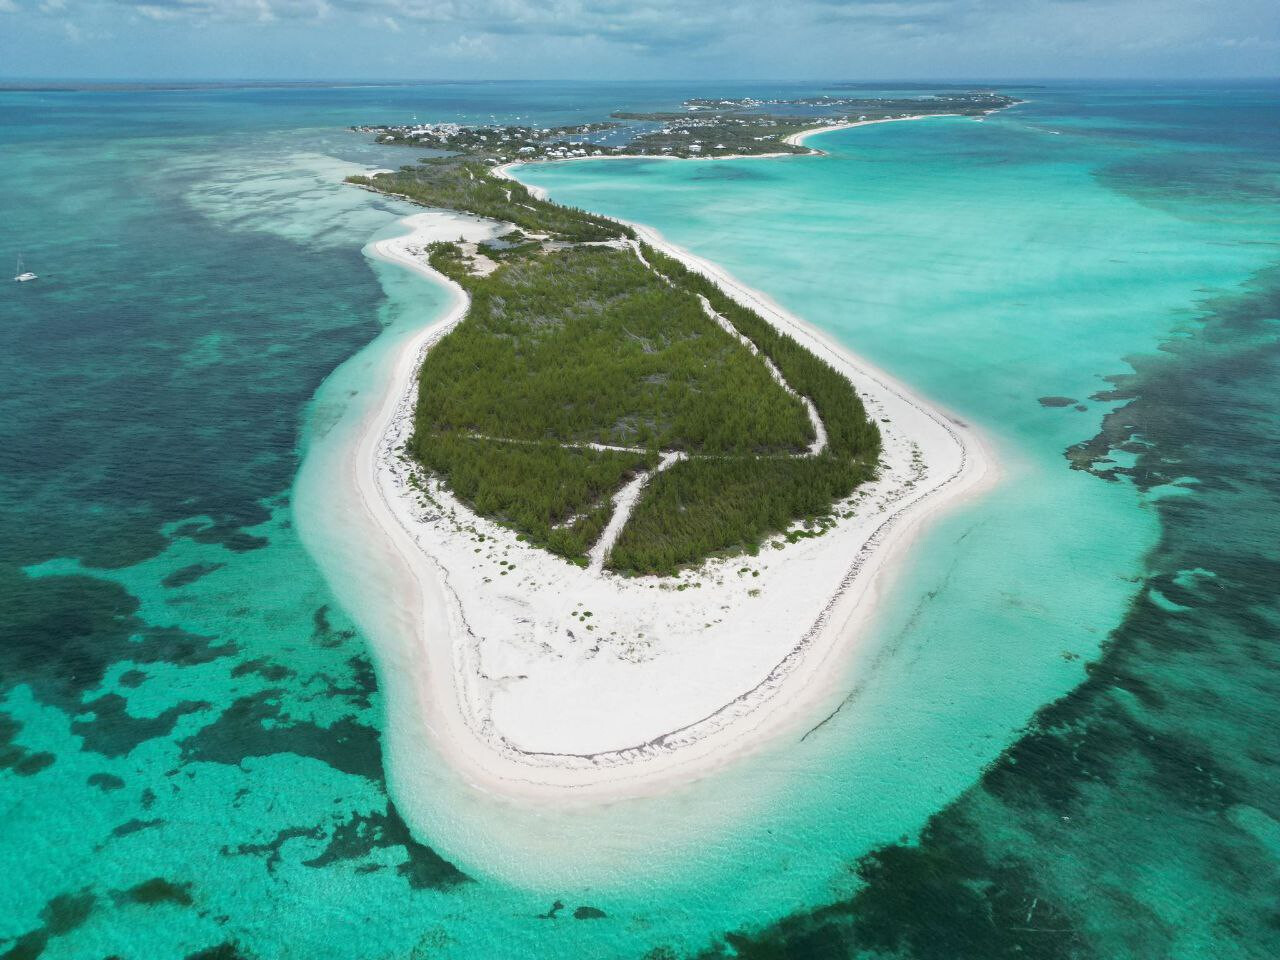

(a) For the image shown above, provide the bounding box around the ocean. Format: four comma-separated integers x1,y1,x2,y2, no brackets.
1,80,1276,959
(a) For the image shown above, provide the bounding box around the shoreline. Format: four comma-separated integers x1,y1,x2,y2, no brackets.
340,123,999,804
480,109,999,174
781,112,962,152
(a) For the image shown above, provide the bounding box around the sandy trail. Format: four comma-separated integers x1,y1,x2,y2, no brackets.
587,450,684,575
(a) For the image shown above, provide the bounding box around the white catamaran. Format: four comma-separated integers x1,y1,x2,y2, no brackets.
14,255,37,282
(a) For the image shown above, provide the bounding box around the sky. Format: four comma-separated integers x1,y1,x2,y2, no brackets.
0,0,1276,81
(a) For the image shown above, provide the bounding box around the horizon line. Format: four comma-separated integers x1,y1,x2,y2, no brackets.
2,75,1279,86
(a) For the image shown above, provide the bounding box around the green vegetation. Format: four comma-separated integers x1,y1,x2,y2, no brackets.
414,432,653,563
605,246,883,575
609,456,875,575
638,244,881,458
610,112,813,157
353,120,618,153
347,160,626,242
355,142,884,574
418,243,813,453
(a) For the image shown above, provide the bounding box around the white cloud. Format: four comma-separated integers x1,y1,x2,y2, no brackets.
89,0,742,48
119,0,330,22
3,0,1276,76
443,31,494,58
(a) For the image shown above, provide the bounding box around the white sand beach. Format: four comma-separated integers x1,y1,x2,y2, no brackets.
339,137,998,803
783,113,974,151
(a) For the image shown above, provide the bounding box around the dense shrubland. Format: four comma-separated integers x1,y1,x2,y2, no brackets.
603,247,884,574
639,245,882,459
361,159,882,573
414,432,654,563
608,455,876,576
419,243,813,453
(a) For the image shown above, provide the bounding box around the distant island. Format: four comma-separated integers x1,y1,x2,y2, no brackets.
341,93,1000,797
352,91,1018,161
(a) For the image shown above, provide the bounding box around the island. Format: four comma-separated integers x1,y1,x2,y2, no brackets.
341,94,1001,798
351,90,1019,160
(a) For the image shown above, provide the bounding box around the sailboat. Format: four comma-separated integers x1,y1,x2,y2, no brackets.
14,254,37,282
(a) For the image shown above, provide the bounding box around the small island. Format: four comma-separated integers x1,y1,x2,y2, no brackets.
343,95,998,797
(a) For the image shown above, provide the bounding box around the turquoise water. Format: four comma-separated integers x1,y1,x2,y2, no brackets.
2,82,1277,958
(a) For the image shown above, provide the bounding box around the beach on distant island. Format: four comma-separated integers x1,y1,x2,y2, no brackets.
782,112,964,150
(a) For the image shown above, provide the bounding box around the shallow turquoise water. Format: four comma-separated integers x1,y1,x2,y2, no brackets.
1,82,1277,959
